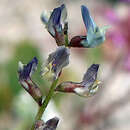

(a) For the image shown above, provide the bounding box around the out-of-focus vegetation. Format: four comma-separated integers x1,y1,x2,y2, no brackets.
0,40,47,129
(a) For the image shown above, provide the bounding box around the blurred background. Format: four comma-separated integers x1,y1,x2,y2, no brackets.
0,0,130,129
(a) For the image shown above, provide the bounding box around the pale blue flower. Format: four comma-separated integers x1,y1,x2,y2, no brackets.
69,5,109,48
81,5,109,48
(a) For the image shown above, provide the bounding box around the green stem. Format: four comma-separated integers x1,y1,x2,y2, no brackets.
65,34,69,47
31,78,59,130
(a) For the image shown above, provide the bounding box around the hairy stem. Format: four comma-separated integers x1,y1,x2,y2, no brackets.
31,78,59,130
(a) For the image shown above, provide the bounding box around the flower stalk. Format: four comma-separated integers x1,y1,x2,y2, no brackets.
17,3,107,130
31,78,59,130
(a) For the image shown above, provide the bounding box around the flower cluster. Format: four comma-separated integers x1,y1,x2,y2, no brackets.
17,4,107,130
41,4,109,48
40,4,104,96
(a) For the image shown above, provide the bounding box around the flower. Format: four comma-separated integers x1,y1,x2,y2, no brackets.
18,57,42,106
18,57,38,80
41,46,70,81
35,117,59,130
69,5,109,48
41,4,67,46
56,64,101,97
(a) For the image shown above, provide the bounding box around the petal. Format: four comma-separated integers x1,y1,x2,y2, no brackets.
47,4,66,36
60,4,67,25
74,80,101,97
18,57,38,80
44,117,59,130
81,5,96,32
51,4,66,26
51,7,61,26
51,46,70,74
81,64,99,88
41,10,50,25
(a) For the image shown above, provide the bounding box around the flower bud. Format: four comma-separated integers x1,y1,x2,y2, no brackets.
18,57,43,106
